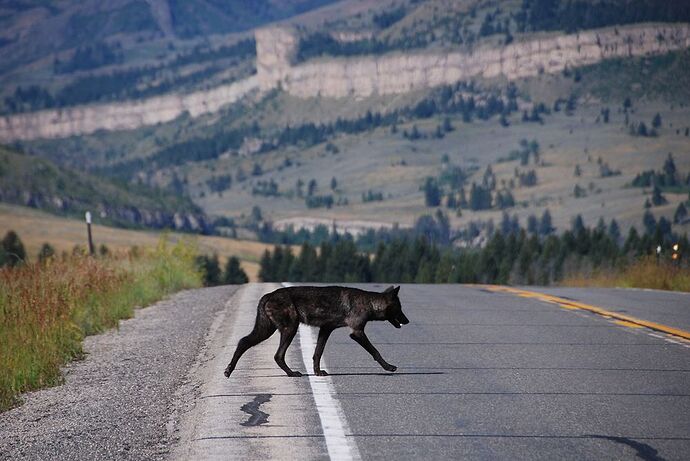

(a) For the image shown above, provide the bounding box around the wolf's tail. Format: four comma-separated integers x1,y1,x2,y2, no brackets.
224,293,277,377
251,294,276,336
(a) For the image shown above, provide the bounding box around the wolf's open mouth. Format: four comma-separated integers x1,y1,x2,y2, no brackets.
389,318,402,328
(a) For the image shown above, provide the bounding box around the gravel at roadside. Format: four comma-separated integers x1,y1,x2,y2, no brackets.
0,285,237,461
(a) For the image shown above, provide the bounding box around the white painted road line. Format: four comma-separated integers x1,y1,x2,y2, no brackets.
298,325,361,461
283,283,361,461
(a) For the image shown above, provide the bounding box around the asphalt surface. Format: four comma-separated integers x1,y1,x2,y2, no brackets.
527,286,690,332
179,283,690,460
2,283,689,460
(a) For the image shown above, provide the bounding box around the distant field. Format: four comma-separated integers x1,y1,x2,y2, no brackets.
0,204,279,281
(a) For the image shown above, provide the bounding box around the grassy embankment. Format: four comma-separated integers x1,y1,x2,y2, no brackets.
0,239,202,411
0,203,274,281
562,257,690,292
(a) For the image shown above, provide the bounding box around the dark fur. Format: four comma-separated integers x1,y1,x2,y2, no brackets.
224,285,409,377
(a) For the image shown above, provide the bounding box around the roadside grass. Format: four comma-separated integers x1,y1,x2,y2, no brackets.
562,257,690,292
0,238,202,412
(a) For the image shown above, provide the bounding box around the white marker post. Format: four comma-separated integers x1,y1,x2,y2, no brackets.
85,211,95,255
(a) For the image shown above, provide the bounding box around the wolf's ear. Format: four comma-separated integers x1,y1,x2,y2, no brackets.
384,285,395,293
393,286,400,295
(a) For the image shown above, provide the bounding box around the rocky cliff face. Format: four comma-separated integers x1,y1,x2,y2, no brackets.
1,23,688,141
0,76,260,141
276,23,690,98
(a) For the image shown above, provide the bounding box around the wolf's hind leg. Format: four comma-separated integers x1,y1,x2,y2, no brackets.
313,326,335,376
275,325,302,377
350,330,397,372
224,314,276,378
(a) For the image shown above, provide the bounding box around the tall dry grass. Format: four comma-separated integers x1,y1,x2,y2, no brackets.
0,239,201,411
562,256,690,292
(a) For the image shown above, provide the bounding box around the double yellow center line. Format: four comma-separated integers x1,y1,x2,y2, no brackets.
481,285,690,341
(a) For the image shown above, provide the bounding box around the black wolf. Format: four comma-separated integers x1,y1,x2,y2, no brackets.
224,285,409,377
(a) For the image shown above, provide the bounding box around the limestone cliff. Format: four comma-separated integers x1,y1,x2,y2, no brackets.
1,23,688,141
274,23,690,98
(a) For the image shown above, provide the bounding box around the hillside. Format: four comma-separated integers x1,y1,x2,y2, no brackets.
0,0,689,246
0,203,272,280
0,145,210,231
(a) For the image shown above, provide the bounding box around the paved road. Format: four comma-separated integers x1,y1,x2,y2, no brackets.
177,283,690,460
527,286,690,332
2,284,688,460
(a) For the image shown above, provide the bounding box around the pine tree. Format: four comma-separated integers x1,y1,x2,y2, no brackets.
527,214,538,234
608,219,621,243
38,242,56,263
643,210,656,235
663,153,677,186
539,209,554,236
197,254,221,286
258,249,273,282
223,256,249,284
651,185,667,206
674,202,688,224
423,178,441,207
1,230,26,267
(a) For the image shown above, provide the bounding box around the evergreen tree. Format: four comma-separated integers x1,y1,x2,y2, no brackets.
1,230,26,267
642,210,657,235
572,215,586,235
623,227,641,255
446,192,458,209
197,253,221,286
423,178,442,207
539,209,554,236
652,113,662,129
608,219,621,243
258,250,273,282
527,214,538,234
307,179,318,196
663,153,677,185
222,256,249,284
38,242,56,263
675,202,688,224
651,185,667,206
330,177,338,190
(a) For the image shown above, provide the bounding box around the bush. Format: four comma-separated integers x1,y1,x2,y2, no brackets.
0,238,201,411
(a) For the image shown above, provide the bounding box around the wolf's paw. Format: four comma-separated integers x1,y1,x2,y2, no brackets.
315,370,329,376
383,364,397,372
287,371,303,377
223,367,233,378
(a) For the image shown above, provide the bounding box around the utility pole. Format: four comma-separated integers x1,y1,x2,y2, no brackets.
85,211,95,255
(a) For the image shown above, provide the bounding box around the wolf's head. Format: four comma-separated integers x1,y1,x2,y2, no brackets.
382,286,409,328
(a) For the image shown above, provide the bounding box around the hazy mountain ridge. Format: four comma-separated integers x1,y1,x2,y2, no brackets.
0,145,211,231
1,0,689,240
1,22,688,141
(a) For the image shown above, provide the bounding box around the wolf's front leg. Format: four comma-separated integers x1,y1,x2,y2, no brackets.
350,330,397,372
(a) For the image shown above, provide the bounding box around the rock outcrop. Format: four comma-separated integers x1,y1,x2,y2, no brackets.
270,23,690,98
0,76,259,141
1,23,688,141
